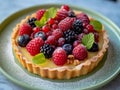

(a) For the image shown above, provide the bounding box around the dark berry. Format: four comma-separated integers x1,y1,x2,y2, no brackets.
62,44,73,55
77,33,85,43
18,34,30,47
68,11,76,17
40,44,54,58
63,29,76,44
73,20,83,34
88,42,99,52
93,32,99,42
34,31,46,40
27,17,37,28
58,37,65,46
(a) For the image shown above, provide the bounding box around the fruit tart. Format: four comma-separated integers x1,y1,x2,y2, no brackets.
11,5,109,79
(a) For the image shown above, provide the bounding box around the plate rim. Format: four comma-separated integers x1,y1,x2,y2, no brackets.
0,3,120,90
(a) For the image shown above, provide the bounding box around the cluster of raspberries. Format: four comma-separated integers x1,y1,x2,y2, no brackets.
17,5,99,66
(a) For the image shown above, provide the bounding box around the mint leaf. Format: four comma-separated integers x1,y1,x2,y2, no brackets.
82,33,94,49
32,53,46,64
35,7,57,27
90,20,102,31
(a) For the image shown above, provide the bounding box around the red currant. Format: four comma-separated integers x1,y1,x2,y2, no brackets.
57,37,65,47
33,27,41,33
48,18,55,25
61,5,70,11
42,25,50,33
86,24,94,32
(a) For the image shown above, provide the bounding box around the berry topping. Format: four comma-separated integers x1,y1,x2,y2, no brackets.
34,31,46,40
52,29,63,40
19,23,32,36
72,44,88,60
42,25,51,33
36,9,46,20
73,20,83,34
33,27,41,33
73,40,80,47
88,42,99,52
46,35,57,45
86,24,94,32
18,34,30,47
27,17,37,28
57,37,65,46
40,44,54,58
26,37,44,56
63,29,76,43
52,47,67,66
93,32,99,42
68,11,76,17
55,9,68,21
61,5,70,11
77,13,90,25
62,44,73,55
77,33,85,43
52,24,58,29
58,17,75,32
48,18,55,25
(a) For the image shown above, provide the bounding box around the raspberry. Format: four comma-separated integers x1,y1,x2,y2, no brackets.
52,24,58,29
52,29,63,40
26,37,44,56
77,13,90,25
19,23,32,36
55,9,68,21
52,47,67,66
36,9,46,20
72,44,88,60
61,5,70,11
58,17,75,32
46,35,57,45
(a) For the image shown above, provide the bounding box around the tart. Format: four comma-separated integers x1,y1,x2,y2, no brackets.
11,5,109,79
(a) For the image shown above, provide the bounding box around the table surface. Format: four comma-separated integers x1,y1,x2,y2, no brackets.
0,0,120,90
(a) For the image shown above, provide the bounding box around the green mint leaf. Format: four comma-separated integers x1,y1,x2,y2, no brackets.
82,33,94,49
35,7,57,27
90,20,102,31
32,53,46,64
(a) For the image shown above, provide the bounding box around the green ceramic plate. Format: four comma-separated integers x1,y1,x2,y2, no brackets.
0,4,120,90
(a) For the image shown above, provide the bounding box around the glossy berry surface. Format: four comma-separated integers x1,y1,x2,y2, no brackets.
18,34,30,47
88,42,99,52
72,44,88,60
86,24,94,32
26,37,44,56
68,11,76,17
46,35,57,45
73,20,83,34
40,44,54,58
61,5,70,11
57,37,65,46
36,9,46,20
27,17,37,28
62,44,73,55
52,47,67,66
73,40,80,47
52,29,63,40
34,31,46,40
48,18,55,25
42,25,50,33
33,27,41,33
63,29,76,43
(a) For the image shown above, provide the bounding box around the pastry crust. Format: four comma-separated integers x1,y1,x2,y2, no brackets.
11,14,109,79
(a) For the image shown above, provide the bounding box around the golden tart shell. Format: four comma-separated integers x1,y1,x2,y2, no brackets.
11,14,109,79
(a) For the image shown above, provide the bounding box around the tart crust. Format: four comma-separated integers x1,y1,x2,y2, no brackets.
11,14,109,79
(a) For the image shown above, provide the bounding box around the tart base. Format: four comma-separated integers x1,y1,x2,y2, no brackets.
11,15,109,79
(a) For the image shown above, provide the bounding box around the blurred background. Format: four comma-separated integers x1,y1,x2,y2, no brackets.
0,0,120,90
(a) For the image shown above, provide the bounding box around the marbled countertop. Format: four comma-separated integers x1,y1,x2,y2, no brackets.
0,0,120,90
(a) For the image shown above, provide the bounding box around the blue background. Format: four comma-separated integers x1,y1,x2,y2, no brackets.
0,0,120,90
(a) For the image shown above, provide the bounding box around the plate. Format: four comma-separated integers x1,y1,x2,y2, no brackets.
0,4,120,90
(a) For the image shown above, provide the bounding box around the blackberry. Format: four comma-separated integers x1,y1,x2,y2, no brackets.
68,11,76,17
18,34,30,47
62,44,73,55
40,44,54,58
27,17,37,28
34,31,46,40
63,29,76,43
88,42,99,52
73,20,83,34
